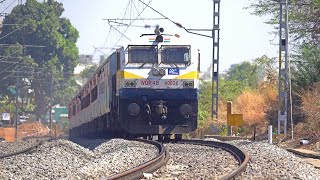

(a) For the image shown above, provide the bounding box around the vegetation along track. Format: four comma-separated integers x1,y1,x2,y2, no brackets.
105,138,169,180
176,139,249,179
0,136,53,159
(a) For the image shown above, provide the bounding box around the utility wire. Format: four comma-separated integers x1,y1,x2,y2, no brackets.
138,0,212,38
0,0,16,14
0,43,45,48
110,0,153,52
103,18,165,21
0,25,24,40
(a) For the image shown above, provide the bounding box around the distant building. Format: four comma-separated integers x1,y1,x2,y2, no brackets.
200,64,226,81
74,54,96,86
78,55,93,64
99,55,107,65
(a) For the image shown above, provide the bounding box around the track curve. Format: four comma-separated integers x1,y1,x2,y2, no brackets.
0,136,52,159
105,138,169,180
177,139,249,180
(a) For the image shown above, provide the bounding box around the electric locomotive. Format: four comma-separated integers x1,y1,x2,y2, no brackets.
68,27,200,139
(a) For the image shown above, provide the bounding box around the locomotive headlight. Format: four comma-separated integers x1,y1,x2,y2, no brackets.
179,104,192,116
124,80,136,88
159,68,166,76
183,81,194,88
128,103,140,116
151,68,160,76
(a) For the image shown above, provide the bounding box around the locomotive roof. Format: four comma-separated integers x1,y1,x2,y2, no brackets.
128,34,191,46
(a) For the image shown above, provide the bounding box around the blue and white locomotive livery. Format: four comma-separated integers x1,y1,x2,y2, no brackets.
68,28,200,139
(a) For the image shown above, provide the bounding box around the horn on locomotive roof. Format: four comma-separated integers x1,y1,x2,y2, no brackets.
154,25,164,35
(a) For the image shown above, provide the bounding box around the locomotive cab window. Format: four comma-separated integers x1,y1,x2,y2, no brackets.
128,45,158,64
161,45,190,64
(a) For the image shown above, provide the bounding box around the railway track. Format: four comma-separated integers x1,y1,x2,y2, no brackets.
0,137,247,179
105,139,169,180
176,139,249,179
103,138,248,180
72,137,248,180
0,136,52,159
286,148,320,169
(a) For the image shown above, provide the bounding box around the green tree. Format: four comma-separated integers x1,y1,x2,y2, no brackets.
80,65,98,80
219,79,250,101
253,55,277,84
248,0,320,45
54,77,81,106
227,61,259,89
292,43,320,89
198,81,212,125
0,44,37,113
0,0,79,119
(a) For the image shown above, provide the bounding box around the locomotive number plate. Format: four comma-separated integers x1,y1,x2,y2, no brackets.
138,79,182,88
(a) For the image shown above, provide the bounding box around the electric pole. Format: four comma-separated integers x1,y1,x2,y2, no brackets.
277,0,289,135
211,0,220,120
15,69,19,140
49,71,53,136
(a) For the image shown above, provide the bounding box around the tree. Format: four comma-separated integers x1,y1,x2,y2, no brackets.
248,0,320,45
54,77,81,106
253,55,277,84
227,61,259,89
0,44,37,114
0,0,79,119
292,43,320,89
219,79,249,101
79,65,98,80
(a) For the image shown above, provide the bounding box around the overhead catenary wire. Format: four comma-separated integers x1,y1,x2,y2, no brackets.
0,24,25,40
137,0,212,38
103,18,166,21
0,43,45,48
110,0,153,49
0,0,17,14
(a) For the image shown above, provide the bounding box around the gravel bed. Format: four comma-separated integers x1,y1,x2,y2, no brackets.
228,140,320,179
0,139,158,180
150,143,238,179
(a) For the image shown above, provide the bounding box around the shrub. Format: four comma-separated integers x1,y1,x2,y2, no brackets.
234,90,267,133
301,83,320,138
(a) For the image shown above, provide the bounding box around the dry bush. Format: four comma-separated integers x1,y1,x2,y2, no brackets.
259,83,277,106
234,90,267,131
191,100,228,138
258,83,278,126
301,83,320,138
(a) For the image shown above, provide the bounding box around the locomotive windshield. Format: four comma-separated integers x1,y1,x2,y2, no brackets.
161,46,190,64
128,45,158,63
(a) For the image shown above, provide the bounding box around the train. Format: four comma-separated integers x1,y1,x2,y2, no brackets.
68,27,200,140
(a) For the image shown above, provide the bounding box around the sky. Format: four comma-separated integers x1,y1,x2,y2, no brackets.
1,0,279,72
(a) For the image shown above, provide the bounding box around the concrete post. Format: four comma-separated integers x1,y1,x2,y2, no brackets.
268,125,273,144
227,102,232,136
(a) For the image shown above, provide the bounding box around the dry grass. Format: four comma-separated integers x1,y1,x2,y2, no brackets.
234,90,267,129
300,83,320,139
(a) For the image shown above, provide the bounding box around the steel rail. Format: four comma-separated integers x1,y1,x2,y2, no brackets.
177,139,249,180
105,138,169,180
0,136,52,159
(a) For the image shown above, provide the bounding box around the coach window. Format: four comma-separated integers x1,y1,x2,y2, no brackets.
128,45,158,64
161,45,190,64
91,86,98,102
72,103,76,116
